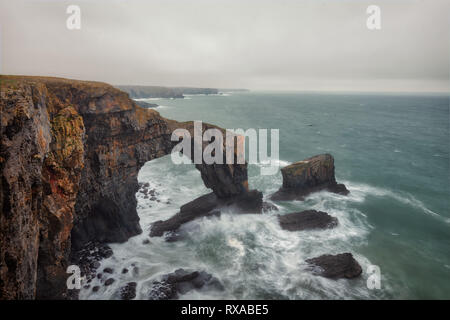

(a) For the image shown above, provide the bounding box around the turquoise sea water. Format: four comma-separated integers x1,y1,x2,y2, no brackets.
82,91,449,300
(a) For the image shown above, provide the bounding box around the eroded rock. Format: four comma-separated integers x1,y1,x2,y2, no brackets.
271,154,349,201
0,76,253,299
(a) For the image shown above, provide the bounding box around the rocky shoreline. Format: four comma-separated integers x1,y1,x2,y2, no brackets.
0,75,361,300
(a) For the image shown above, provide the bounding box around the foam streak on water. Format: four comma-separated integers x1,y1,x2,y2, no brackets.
80,157,393,300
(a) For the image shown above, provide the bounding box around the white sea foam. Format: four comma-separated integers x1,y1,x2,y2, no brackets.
81,157,411,300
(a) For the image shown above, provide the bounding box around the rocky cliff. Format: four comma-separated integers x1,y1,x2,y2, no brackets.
0,76,248,299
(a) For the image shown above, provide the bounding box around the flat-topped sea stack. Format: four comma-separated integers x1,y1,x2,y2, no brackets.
271,154,349,201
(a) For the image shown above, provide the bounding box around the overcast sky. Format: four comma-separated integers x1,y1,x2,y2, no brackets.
0,0,448,92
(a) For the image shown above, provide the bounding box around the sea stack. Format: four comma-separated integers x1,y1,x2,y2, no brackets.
271,154,349,201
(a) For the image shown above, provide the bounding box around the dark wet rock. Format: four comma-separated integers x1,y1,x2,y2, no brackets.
148,269,223,300
119,282,137,300
271,154,349,201
142,239,150,244
278,210,338,231
132,267,139,276
148,281,178,300
150,191,262,237
97,273,102,279
139,182,150,188
92,286,100,293
69,241,113,288
103,268,113,274
104,278,115,286
121,268,129,274
83,285,90,289
306,253,362,279
262,202,278,212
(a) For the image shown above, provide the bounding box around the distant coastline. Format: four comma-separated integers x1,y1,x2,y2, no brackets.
115,85,249,100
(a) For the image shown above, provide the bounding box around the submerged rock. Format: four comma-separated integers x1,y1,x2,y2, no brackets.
306,253,362,279
271,154,349,201
150,190,263,237
148,269,223,300
262,201,278,212
104,278,115,286
278,210,338,231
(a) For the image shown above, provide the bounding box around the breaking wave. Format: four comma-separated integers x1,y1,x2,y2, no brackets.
79,156,406,300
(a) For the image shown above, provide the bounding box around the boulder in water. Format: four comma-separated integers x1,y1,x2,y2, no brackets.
119,282,137,300
148,269,223,300
305,253,362,279
278,210,338,231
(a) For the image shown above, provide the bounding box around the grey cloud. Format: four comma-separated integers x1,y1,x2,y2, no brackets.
0,0,448,92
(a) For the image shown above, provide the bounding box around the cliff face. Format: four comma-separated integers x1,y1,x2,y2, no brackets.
0,76,247,299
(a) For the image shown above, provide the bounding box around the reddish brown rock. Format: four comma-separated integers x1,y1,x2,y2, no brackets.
0,75,254,299
271,154,349,201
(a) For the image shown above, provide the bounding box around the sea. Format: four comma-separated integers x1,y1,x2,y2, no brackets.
80,91,449,300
